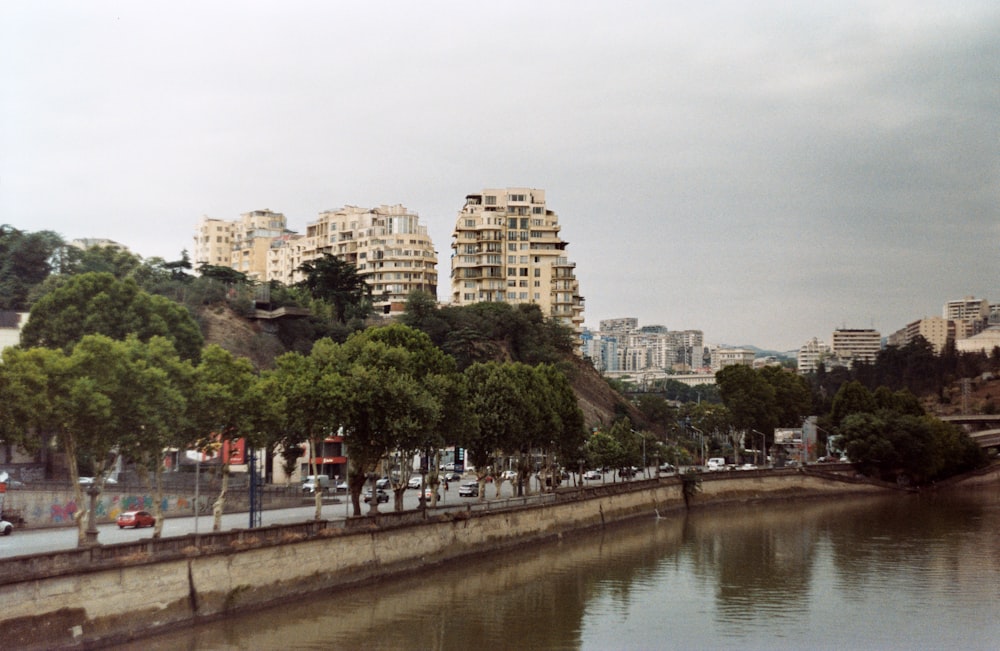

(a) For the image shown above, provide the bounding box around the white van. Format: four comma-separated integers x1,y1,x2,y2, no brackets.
301,475,330,493
706,458,726,472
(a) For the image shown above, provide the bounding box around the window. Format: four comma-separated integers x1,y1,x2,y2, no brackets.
533,207,543,214
519,268,528,277
508,217,518,229
485,195,497,206
534,268,541,277
509,193,526,202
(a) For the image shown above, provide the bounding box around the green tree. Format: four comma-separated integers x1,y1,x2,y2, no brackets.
716,365,779,439
295,254,372,324
21,272,204,360
586,431,625,479
0,225,66,310
830,381,877,427
269,340,345,520
334,325,454,514
189,345,261,531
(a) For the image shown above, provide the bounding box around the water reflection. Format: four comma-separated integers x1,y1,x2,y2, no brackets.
116,490,1000,651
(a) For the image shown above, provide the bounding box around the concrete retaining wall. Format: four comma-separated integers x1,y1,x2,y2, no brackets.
0,470,889,649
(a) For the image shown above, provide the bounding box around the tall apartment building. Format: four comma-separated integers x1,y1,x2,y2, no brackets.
450,188,584,332
230,209,292,281
302,205,438,316
831,328,881,366
797,337,830,374
944,296,990,338
194,217,235,268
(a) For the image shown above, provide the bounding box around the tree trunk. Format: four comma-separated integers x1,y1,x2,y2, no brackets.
212,464,228,531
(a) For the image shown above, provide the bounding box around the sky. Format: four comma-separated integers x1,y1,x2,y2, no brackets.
2,1,998,352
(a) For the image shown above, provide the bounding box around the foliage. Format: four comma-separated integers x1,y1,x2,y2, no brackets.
0,225,66,310
402,298,577,369
21,272,204,360
831,381,987,484
295,254,372,324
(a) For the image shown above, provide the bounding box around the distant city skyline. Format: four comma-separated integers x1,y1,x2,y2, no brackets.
3,2,997,351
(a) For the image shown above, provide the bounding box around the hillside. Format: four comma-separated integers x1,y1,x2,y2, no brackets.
198,304,641,429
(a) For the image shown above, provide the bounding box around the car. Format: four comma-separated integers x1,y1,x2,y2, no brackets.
423,487,440,500
117,510,155,529
0,518,12,535
583,470,601,480
0,471,24,489
301,475,330,493
335,480,348,493
407,476,423,489
706,458,727,471
658,463,676,474
443,462,457,471
375,477,392,490
443,471,462,482
500,470,517,482
458,481,479,497
618,467,636,478
738,463,758,471
79,476,118,485
363,489,389,504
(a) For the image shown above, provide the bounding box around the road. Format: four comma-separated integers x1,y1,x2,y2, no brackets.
0,478,530,559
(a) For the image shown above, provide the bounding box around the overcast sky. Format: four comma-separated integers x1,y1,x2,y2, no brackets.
2,1,997,351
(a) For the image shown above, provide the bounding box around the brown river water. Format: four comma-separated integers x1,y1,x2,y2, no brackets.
113,487,1000,650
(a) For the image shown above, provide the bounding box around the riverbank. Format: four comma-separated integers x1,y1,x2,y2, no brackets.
1,466,987,650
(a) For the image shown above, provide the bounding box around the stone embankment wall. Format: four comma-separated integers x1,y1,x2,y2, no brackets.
0,469,893,649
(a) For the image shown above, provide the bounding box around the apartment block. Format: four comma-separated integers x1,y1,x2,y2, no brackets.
944,296,991,338
301,204,438,316
450,188,584,332
797,337,830,374
193,217,235,268
831,328,881,366
710,347,755,372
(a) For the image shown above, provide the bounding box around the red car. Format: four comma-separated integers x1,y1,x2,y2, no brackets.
117,510,155,529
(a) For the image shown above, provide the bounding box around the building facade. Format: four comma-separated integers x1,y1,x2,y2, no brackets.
450,188,584,332
831,328,881,367
301,204,438,316
797,337,830,374
710,347,755,372
193,217,235,268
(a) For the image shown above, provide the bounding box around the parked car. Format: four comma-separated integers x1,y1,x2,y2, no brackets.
79,476,118,485
444,471,463,482
583,470,602,480
706,458,727,471
407,476,423,489
117,510,155,529
423,487,440,500
301,475,329,493
0,471,24,489
375,477,392,490
658,462,676,474
458,481,479,497
443,462,457,471
0,517,12,535
363,489,389,504
500,469,517,482
335,480,348,493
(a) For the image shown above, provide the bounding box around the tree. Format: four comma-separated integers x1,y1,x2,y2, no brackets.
0,225,66,310
189,345,261,531
830,381,877,427
716,365,777,451
1,336,157,545
334,325,455,514
295,254,371,324
116,336,195,538
462,362,519,501
269,341,346,520
21,272,204,360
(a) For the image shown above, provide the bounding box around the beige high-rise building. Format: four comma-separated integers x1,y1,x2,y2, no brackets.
300,204,438,316
450,188,584,332
831,328,881,366
230,209,292,281
193,217,235,268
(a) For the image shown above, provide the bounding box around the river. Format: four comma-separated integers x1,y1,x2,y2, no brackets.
114,487,1000,650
